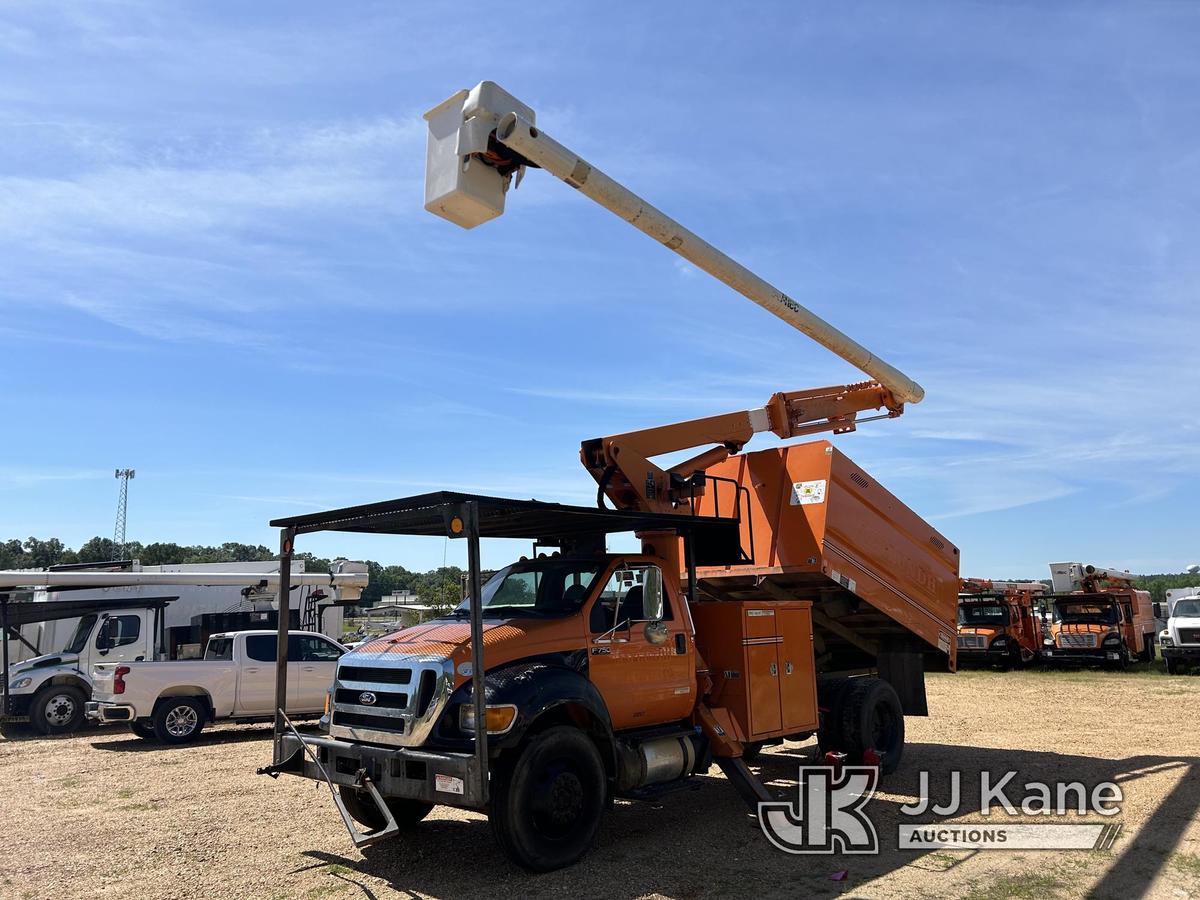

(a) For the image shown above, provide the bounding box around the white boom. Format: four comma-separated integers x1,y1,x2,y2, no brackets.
0,562,369,602
423,81,925,407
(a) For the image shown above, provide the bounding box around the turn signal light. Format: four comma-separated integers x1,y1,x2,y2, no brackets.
459,703,518,735
113,665,131,695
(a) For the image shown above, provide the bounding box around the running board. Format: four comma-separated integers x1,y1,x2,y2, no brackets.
716,756,776,812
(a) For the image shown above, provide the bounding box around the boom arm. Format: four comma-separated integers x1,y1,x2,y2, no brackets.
581,381,900,513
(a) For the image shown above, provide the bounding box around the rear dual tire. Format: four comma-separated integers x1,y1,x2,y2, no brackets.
819,676,905,775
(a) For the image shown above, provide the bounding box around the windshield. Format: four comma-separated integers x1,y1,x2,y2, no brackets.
454,558,605,619
1175,599,1200,618
63,615,98,654
958,603,1008,626
1055,600,1118,625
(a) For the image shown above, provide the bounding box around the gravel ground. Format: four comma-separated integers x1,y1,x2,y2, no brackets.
3,669,1200,900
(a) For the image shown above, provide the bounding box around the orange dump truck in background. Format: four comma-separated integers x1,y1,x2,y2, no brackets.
1042,563,1157,669
956,579,1046,668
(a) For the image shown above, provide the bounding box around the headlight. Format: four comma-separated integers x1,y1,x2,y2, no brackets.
1043,638,1054,646
9,676,32,690
459,703,518,735
1102,633,1122,645
1161,635,1174,647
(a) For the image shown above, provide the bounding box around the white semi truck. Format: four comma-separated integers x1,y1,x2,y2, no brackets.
1,561,367,734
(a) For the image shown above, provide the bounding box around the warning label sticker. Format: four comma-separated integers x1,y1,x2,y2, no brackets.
790,480,827,506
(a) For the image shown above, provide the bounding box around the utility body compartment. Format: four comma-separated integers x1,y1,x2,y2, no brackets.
691,600,818,742
691,442,960,678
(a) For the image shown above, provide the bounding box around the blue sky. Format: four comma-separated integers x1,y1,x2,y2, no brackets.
1,2,1197,577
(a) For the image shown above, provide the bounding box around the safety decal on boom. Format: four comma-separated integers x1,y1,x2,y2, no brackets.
790,479,827,506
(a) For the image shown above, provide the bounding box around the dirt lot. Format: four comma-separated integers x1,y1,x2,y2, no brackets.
3,669,1200,900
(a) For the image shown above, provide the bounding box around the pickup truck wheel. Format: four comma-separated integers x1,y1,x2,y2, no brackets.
31,684,86,735
489,725,606,872
337,786,432,831
840,677,905,775
152,698,206,744
129,721,157,741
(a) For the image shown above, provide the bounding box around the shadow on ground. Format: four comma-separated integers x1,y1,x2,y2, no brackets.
290,742,1200,900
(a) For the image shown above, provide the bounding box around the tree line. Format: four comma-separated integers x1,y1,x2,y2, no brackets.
1,535,1196,606
0,536,464,607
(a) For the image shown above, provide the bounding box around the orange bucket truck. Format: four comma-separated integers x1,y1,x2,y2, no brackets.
1042,563,1157,669
956,579,1046,667
258,82,957,871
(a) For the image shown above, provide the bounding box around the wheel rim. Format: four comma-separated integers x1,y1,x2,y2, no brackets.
869,703,899,754
529,757,587,841
44,693,77,727
165,705,198,737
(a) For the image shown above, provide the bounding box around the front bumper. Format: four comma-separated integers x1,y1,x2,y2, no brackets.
1041,647,1124,664
85,701,135,723
273,732,486,810
1162,645,1200,660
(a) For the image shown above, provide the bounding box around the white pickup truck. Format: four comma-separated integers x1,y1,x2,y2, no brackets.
87,630,344,743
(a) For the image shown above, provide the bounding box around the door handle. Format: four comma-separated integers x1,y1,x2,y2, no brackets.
302,666,315,672
675,633,686,655
245,667,259,673
769,662,778,677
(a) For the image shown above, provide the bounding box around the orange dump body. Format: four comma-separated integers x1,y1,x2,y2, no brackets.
690,441,960,675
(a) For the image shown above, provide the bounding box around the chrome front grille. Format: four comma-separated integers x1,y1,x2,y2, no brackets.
1058,633,1098,649
329,657,452,747
1181,629,1200,645
957,634,988,650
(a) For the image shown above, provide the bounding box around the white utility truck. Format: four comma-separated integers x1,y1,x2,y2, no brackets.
2,561,367,734
1160,594,1200,675
88,630,344,743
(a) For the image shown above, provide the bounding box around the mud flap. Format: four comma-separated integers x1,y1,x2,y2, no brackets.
270,711,399,847
877,641,928,716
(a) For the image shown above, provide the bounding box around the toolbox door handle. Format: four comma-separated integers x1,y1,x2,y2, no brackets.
675,633,686,655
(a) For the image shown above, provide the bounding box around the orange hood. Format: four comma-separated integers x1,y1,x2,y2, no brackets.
349,616,584,685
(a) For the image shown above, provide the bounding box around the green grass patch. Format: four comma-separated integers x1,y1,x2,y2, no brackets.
1172,852,1200,878
960,872,1065,900
56,775,82,789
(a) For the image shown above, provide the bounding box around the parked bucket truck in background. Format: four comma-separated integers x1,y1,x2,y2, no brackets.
1042,562,1156,669
1,561,367,734
956,579,1046,668
258,81,958,872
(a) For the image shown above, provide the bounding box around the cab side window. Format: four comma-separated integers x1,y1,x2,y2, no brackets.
98,615,141,650
245,635,277,662
297,635,343,661
590,565,673,634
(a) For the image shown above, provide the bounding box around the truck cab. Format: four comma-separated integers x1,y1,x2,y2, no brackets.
1043,590,1156,668
5,604,167,734
1160,595,1200,674
956,580,1044,668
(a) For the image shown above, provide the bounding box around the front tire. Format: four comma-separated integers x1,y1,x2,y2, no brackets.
338,786,432,831
1166,657,1181,675
152,697,206,744
31,684,86,735
489,726,606,872
840,677,905,775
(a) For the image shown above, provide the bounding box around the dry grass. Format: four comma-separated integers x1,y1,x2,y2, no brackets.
2,670,1200,899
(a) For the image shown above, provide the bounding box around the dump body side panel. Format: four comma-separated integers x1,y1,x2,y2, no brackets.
691,442,959,671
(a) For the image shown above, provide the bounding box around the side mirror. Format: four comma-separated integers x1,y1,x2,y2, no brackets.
643,568,665,622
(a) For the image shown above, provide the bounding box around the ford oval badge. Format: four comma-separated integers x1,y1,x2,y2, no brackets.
358,691,377,706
